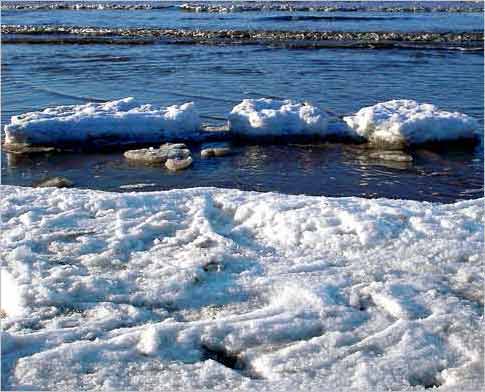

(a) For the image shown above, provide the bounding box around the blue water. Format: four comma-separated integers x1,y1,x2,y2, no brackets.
1,1,483,202
2,1,483,32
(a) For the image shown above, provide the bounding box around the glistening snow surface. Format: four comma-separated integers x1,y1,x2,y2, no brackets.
1,186,483,391
343,99,480,148
3,98,480,147
3,97,201,146
228,99,334,138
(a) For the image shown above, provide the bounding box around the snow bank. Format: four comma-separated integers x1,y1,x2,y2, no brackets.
1,185,482,390
5,98,480,148
343,99,480,148
228,99,346,139
3,98,202,146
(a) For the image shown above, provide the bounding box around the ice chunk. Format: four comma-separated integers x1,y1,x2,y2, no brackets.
124,143,191,164
165,156,193,171
200,143,232,158
229,99,341,139
33,176,73,188
343,99,479,148
4,98,202,146
368,151,413,162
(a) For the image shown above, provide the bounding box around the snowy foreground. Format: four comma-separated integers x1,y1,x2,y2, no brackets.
1,186,483,391
3,98,480,148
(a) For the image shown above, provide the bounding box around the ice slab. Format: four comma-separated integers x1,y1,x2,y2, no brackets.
124,143,191,164
343,99,480,148
3,98,202,147
228,99,348,140
1,185,483,390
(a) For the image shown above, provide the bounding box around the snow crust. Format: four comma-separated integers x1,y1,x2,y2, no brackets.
1,269,24,318
3,98,480,148
343,99,480,148
3,98,201,146
228,99,340,139
1,185,483,391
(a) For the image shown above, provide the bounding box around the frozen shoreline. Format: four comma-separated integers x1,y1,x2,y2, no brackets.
4,98,480,150
1,185,483,390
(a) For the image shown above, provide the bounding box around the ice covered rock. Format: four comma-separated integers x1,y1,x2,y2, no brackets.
228,99,344,140
200,143,232,158
33,176,73,188
3,98,202,147
368,151,413,162
344,99,480,148
165,156,193,171
124,143,191,164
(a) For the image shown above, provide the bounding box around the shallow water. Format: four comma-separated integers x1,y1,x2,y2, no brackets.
1,1,483,202
2,141,483,203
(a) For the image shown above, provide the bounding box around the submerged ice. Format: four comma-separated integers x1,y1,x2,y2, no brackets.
3,97,201,146
1,186,483,390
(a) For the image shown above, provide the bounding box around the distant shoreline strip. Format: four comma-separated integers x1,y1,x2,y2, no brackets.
2,25,483,50
1,2,483,13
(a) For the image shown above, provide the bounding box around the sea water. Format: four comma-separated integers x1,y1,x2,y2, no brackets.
1,1,483,202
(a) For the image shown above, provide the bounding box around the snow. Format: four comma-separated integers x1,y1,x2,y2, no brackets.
0,185,482,390
343,99,480,148
4,98,480,148
3,98,202,146
1,269,24,318
228,99,343,139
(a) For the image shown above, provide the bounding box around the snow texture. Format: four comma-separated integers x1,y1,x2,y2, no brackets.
1,185,483,391
4,98,480,149
228,99,340,139
3,98,202,146
343,99,480,148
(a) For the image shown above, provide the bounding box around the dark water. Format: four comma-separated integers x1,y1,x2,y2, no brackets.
3,143,483,202
1,1,483,202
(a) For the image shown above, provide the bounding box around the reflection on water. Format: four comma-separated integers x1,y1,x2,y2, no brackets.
2,142,483,203
1,9,482,202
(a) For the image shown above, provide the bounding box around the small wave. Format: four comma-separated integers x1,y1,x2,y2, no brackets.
2,2,483,14
2,25,482,51
16,81,108,102
177,3,483,14
1,3,172,11
258,15,413,22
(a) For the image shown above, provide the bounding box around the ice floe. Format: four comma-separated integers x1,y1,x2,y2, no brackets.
228,99,344,140
368,151,413,162
3,98,481,149
0,185,483,390
3,98,202,147
124,143,191,164
343,99,480,148
200,142,232,158
165,156,193,171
